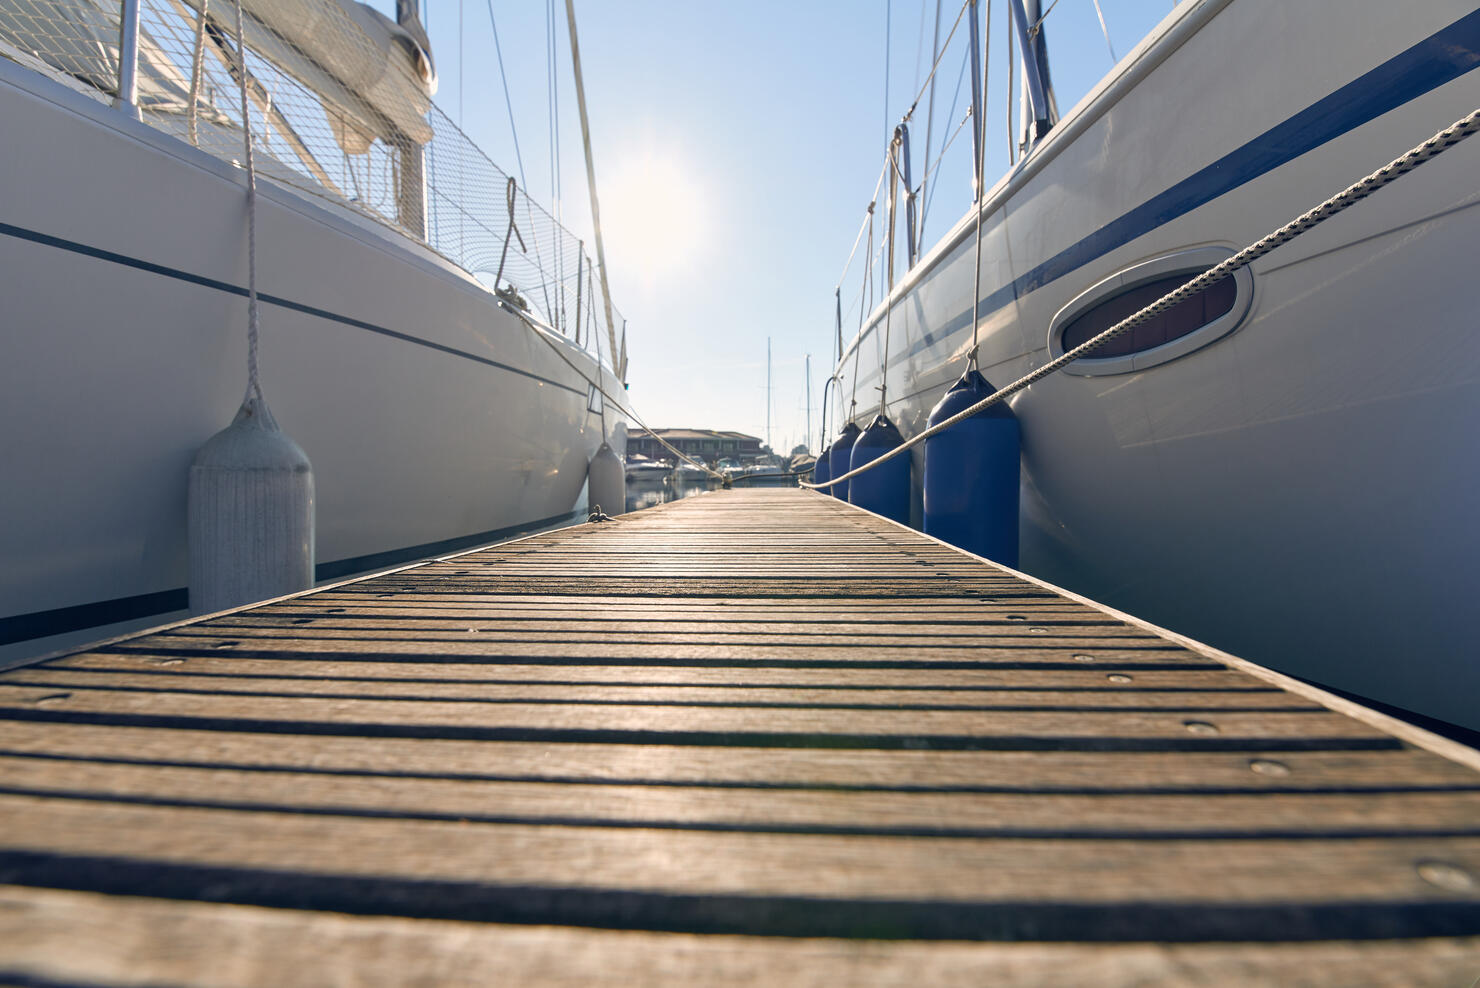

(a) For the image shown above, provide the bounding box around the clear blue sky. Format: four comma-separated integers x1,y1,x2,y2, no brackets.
387,1,1179,453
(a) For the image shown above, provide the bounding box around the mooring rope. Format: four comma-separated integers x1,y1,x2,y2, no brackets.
232,0,262,403
804,105,1480,491
728,468,813,485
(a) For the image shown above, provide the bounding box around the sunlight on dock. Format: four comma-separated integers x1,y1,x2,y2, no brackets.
0,489,1477,983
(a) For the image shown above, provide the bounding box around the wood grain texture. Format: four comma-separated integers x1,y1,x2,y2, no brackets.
3,886,1477,988
0,722,1471,790
0,488,1477,984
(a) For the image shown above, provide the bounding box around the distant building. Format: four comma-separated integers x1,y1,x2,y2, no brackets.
627,428,764,464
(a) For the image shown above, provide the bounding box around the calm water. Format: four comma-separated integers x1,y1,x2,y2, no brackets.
624,475,717,513
624,473,801,513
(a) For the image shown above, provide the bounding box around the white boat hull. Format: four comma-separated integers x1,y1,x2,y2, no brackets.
839,0,1480,730
0,61,626,662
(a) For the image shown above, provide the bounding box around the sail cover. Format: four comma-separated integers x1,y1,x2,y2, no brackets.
228,0,436,148
0,0,437,148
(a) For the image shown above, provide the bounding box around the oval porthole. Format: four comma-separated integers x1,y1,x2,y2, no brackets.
1047,247,1254,376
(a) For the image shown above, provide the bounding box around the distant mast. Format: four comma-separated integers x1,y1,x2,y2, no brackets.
766,337,772,454
805,353,811,455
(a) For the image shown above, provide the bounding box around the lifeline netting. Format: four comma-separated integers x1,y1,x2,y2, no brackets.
0,0,624,362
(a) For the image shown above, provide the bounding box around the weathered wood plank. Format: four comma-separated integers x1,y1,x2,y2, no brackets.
36,655,1272,689
2,795,1479,941
3,886,1477,988
0,685,1381,742
2,756,1477,836
82,636,1215,664
0,487,1477,977
147,624,1166,645
2,673,1309,712
212,614,1126,632
287,596,1069,615
0,723,1467,791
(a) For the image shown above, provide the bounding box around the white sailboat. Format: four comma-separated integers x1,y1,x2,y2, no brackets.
831,0,1480,732
0,0,630,662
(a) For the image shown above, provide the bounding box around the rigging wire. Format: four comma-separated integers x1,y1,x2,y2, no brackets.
590,272,608,437
848,323,863,425
1089,0,1117,63
878,132,903,414
900,0,970,127
847,204,876,425
546,0,566,334
833,150,892,290
485,0,556,323
587,249,598,362
883,0,891,144
921,47,969,227
485,1,529,188
1006,0,1016,165
1027,0,1060,38
912,0,929,98
918,0,943,249
485,1,556,323
457,0,463,126
919,105,973,195
968,0,989,368
457,0,465,259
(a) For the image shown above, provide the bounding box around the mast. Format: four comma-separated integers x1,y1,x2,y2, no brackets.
1008,0,1056,154
766,337,772,454
805,354,811,455
394,0,428,239
967,0,983,200
918,0,942,246
563,0,623,380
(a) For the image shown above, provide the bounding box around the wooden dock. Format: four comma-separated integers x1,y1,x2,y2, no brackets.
1,488,1478,984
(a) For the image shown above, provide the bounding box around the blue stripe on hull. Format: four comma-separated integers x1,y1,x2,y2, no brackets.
865,8,1480,366
0,221,589,397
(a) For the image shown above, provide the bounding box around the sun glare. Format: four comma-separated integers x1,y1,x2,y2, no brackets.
602,145,709,286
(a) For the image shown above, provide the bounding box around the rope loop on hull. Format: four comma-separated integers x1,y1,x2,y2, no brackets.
494,175,527,293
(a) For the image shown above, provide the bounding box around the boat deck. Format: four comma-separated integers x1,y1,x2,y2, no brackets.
1,488,1478,984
